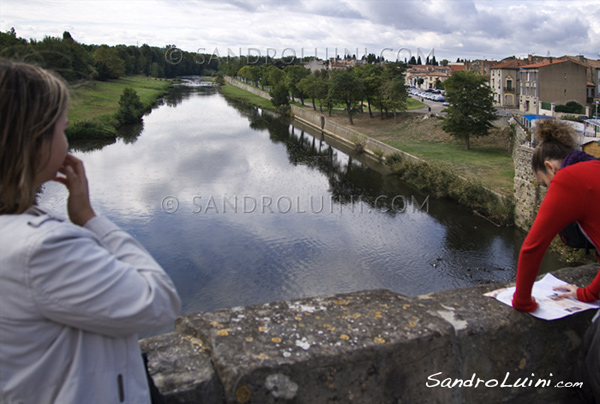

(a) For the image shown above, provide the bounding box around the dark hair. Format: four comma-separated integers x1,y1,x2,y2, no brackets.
531,119,577,173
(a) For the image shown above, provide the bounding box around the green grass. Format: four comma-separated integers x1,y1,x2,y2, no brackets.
384,139,514,195
324,110,515,197
219,83,278,112
405,97,425,110
68,76,172,123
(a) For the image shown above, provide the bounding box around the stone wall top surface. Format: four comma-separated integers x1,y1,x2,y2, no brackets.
142,264,599,404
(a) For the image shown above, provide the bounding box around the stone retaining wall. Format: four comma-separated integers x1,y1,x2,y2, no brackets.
513,145,542,230
291,105,424,165
141,265,598,404
510,118,543,230
224,77,271,99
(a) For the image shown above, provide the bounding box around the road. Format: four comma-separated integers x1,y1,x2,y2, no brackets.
408,94,447,115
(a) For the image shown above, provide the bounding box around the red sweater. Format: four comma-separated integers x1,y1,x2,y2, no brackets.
513,160,600,312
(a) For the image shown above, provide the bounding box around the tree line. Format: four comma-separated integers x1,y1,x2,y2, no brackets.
0,28,218,82
234,62,410,126
234,60,498,150
0,28,497,149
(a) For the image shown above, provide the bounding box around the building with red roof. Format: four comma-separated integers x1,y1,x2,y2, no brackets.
518,59,588,114
490,58,528,108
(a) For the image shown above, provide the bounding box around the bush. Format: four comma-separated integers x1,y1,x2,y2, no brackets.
116,87,144,125
66,119,117,140
555,101,584,114
386,156,513,225
561,114,585,123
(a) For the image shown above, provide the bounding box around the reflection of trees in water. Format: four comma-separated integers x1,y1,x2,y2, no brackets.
117,121,144,144
224,98,419,216
164,84,217,108
223,98,545,278
69,137,116,153
68,119,144,153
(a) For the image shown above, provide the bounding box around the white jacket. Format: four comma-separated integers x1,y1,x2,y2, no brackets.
0,210,181,404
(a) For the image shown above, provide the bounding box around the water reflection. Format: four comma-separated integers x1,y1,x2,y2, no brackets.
40,85,564,336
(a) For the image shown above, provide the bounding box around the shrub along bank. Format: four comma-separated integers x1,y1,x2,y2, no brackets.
384,153,514,226
66,76,172,139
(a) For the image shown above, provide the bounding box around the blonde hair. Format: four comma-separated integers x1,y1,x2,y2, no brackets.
531,119,577,173
0,58,70,214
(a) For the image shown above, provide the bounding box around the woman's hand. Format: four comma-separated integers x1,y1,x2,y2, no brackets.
53,154,96,226
552,284,578,299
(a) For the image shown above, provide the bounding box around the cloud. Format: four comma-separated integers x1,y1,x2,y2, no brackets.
1,0,598,61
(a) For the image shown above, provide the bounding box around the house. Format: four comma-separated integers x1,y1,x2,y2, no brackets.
448,63,467,74
406,65,452,90
585,59,600,108
303,58,326,73
465,59,496,79
518,59,588,114
327,57,365,71
558,56,600,106
490,58,527,108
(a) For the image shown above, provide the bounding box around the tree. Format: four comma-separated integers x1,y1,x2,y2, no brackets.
116,88,144,125
380,63,408,123
366,53,377,64
297,74,319,110
328,68,363,125
355,63,383,118
313,71,329,113
441,71,498,150
265,65,285,90
271,83,289,108
284,65,310,104
93,45,125,80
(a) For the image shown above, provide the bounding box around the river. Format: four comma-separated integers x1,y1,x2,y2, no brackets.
39,83,563,335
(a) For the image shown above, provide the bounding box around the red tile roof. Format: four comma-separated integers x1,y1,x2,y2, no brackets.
491,59,527,69
450,64,466,72
520,59,570,69
587,59,600,68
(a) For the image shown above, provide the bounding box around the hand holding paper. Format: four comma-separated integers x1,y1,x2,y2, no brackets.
485,273,600,320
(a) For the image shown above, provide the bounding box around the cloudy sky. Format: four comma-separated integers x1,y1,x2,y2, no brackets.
1,0,599,62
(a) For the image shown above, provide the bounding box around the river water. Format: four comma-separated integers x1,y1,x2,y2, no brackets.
39,84,563,333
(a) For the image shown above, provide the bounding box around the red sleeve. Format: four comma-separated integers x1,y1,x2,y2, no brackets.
577,268,600,302
512,170,586,312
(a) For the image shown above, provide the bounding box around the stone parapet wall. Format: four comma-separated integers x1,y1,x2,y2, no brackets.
141,265,598,404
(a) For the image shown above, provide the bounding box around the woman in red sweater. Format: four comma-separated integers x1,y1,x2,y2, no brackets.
512,119,599,403
512,120,600,310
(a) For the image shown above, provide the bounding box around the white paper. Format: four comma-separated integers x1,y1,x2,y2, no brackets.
484,273,600,320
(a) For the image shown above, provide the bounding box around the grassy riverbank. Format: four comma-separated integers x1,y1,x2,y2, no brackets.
222,78,425,112
326,111,515,197
219,83,278,112
67,76,172,139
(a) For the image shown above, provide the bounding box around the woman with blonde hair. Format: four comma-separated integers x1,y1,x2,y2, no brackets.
512,118,600,402
0,59,181,403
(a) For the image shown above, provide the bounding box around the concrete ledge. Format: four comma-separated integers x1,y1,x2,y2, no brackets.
142,265,599,403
